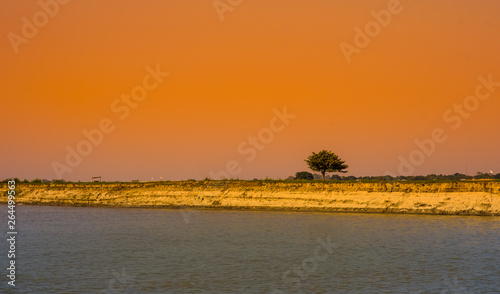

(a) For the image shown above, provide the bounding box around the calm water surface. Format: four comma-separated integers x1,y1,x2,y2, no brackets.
0,205,499,293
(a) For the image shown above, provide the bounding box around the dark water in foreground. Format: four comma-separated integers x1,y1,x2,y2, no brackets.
0,205,499,293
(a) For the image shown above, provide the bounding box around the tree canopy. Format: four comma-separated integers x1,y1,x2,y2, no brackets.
305,150,348,180
295,171,314,180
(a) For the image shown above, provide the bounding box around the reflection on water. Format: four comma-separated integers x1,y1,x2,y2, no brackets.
0,205,498,293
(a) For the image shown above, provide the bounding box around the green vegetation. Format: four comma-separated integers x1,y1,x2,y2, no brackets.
295,171,314,180
1,172,499,185
305,150,348,180
286,173,500,182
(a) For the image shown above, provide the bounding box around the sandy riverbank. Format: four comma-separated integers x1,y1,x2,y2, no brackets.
1,181,499,215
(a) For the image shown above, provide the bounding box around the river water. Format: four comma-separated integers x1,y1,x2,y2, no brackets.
1,205,499,293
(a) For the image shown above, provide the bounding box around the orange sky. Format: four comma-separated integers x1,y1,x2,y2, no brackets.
1,0,499,181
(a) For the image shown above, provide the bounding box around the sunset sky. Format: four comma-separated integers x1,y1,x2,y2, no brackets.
1,0,499,181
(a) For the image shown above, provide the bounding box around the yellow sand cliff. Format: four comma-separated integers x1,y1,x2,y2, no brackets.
1,181,499,215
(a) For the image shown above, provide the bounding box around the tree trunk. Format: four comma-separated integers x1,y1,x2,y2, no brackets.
321,171,325,180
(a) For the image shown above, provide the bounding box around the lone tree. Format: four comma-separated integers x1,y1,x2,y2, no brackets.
295,171,314,180
305,150,348,180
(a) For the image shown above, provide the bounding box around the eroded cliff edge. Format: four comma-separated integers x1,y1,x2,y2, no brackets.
1,181,499,215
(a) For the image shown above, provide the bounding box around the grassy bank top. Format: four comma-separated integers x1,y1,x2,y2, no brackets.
2,180,500,194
